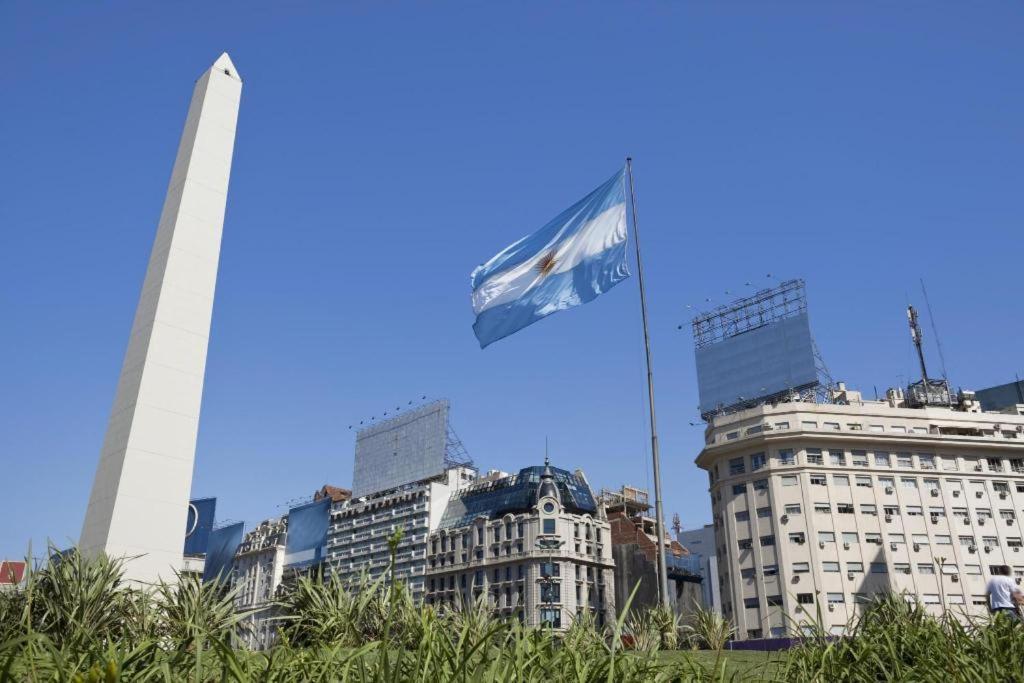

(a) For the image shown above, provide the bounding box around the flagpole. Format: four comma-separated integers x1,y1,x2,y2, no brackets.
625,157,671,611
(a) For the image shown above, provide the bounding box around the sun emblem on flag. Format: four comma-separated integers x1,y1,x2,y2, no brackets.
535,249,558,277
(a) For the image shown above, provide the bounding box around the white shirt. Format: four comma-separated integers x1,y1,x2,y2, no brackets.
987,575,1021,609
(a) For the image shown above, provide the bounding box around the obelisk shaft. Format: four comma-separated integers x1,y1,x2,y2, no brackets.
79,54,242,584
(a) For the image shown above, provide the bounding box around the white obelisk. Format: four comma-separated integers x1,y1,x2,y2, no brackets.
79,53,242,583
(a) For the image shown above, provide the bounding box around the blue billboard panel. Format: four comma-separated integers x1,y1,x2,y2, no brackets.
183,497,216,556
284,497,331,568
202,522,244,583
695,312,818,416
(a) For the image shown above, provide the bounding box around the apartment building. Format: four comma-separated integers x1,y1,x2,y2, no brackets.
423,461,615,629
696,385,1024,640
233,517,288,650
325,466,476,601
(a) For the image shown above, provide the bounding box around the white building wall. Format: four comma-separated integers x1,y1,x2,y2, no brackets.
697,399,1024,640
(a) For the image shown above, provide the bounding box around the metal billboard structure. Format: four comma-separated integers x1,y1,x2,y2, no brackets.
352,399,473,498
693,279,821,420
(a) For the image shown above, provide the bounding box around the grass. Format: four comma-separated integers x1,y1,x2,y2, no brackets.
3,544,1024,682
662,650,785,681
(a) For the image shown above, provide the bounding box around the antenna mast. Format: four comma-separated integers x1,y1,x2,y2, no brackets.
907,305,929,384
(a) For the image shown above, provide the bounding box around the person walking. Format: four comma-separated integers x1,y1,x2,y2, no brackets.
986,565,1024,622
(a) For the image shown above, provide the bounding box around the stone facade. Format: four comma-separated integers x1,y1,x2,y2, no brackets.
423,463,615,629
233,517,287,650
696,386,1024,639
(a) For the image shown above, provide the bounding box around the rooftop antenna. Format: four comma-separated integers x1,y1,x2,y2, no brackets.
907,305,929,384
920,279,949,383
671,512,682,538
544,436,549,466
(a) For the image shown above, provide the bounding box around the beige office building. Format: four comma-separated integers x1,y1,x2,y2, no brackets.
696,385,1024,640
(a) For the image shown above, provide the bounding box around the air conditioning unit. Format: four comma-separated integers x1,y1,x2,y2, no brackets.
985,546,993,553
890,542,898,551
913,543,921,552
781,514,789,523
951,574,960,583
979,519,987,526
847,572,854,580
819,541,826,549
976,491,984,498
1000,492,1008,500
931,490,940,497
1014,546,1021,553
842,541,850,549
885,515,893,522
974,465,983,471
953,490,961,498
969,546,977,553
796,537,806,545
931,515,939,523
885,486,895,494
1008,519,1015,526
828,603,835,612
904,568,912,575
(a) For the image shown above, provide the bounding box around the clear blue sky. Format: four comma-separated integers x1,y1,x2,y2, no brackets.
2,3,1022,561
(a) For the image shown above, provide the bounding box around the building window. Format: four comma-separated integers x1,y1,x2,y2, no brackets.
789,532,806,544
743,597,759,609
902,477,918,489
814,503,831,514
823,562,840,573
827,592,845,604
852,451,869,467
540,582,561,603
781,476,798,487
751,453,767,471
753,479,768,491
842,532,858,544
830,451,846,466
919,454,936,470
870,562,888,574
735,511,750,522
806,448,823,465
875,451,891,467
784,504,802,515
543,519,556,534
837,504,854,515
760,535,775,547
737,539,753,550
897,453,913,468
861,504,878,516
855,475,872,488
848,562,864,573
539,608,561,628
729,457,746,475
824,422,841,431
766,595,783,606
818,531,836,544
834,475,850,487
810,475,827,487
797,593,814,604
540,561,560,578
732,484,747,495
757,507,772,518
778,449,795,466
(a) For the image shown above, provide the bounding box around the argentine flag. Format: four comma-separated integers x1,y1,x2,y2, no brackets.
471,168,630,348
